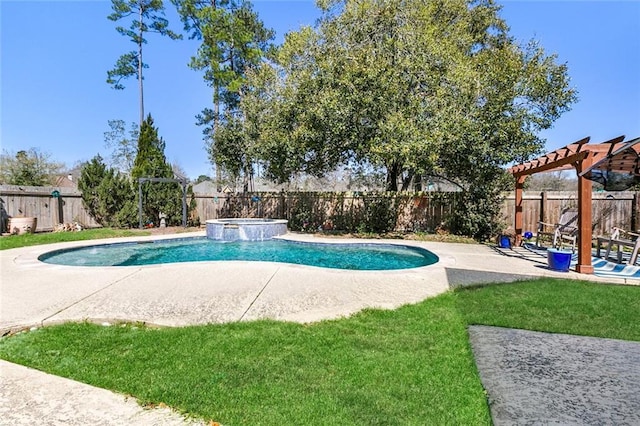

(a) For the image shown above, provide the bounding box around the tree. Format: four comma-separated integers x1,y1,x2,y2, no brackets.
104,119,139,175
173,0,273,189
107,0,182,125
132,115,184,225
194,174,211,184
78,155,137,228
235,0,576,238
0,148,64,186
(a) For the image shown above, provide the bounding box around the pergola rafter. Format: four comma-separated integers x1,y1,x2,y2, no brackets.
508,135,640,274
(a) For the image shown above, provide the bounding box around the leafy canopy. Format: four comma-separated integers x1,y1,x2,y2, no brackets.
223,0,577,238
78,155,137,228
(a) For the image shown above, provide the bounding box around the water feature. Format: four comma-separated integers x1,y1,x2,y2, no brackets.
206,218,288,241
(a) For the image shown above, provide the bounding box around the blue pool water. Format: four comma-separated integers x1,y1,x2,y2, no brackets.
38,237,438,270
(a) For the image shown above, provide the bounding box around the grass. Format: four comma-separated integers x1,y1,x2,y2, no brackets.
1,278,638,425
0,228,152,251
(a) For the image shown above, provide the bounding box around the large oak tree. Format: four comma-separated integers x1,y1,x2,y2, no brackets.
224,0,577,238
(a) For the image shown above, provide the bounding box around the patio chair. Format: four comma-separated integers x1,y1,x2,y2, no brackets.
596,227,640,265
535,208,579,251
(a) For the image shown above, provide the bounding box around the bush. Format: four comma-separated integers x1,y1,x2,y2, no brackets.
78,155,136,228
359,195,398,233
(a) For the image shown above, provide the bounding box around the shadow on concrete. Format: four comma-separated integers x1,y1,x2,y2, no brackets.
446,268,539,289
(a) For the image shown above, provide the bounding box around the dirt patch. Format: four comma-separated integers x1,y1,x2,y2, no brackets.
146,226,204,236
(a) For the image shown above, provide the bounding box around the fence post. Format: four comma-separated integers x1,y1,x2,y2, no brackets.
55,196,64,225
540,191,547,224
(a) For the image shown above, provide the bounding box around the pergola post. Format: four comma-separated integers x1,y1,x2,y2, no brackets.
575,156,594,274
514,175,526,246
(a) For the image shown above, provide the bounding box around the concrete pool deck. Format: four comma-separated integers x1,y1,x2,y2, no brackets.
1,232,638,424
2,231,630,335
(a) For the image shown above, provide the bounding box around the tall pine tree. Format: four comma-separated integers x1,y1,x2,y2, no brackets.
173,0,273,190
107,0,182,126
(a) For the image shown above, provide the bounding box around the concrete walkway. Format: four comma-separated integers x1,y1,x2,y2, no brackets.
469,326,640,425
0,232,637,424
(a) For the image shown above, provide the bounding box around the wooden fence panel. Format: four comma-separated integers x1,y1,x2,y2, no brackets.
501,191,637,237
1,185,100,232
3,184,638,237
191,191,461,233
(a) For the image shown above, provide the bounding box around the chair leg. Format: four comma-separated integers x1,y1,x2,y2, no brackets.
617,244,624,263
605,239,613,260
631,242,639,266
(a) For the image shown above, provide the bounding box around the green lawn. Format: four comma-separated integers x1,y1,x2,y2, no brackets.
0,228,152,251
1,278,638,425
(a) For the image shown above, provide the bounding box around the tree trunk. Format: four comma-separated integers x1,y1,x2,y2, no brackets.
138,4,144,127
213,83,221,189
401,170,415,192
386,163,399,192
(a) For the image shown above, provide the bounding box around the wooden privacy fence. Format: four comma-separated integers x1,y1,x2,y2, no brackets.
2,184,638,236
193,191,460,232
0,185,100,232
501,191,638,236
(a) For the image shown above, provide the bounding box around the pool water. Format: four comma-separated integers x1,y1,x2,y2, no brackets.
38,237,439,270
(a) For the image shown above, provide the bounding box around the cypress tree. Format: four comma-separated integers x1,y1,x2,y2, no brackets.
132,114,183,225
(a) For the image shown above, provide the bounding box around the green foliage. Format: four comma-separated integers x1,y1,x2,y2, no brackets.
235,0,577,237
359,195,399,233
78,156,108,222
173,0,274,189
194,174,211,184
447,185,505,240
132,115,184,226
106,51,142,90
444,167,512,240
286,193,318,232
0,148,64,186
186,184,200,227
78,155,137,228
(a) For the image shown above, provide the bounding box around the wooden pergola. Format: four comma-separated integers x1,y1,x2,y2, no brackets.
508,135,640,274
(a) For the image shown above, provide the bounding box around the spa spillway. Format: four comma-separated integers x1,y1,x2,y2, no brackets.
206,218,288,241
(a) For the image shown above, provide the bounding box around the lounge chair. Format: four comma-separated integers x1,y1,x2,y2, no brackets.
535,208,579,251
596,227,640,265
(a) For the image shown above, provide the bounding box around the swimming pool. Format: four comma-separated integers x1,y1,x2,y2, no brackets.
38,237,439,270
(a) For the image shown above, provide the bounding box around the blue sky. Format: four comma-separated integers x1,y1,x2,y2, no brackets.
1,0,639,180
